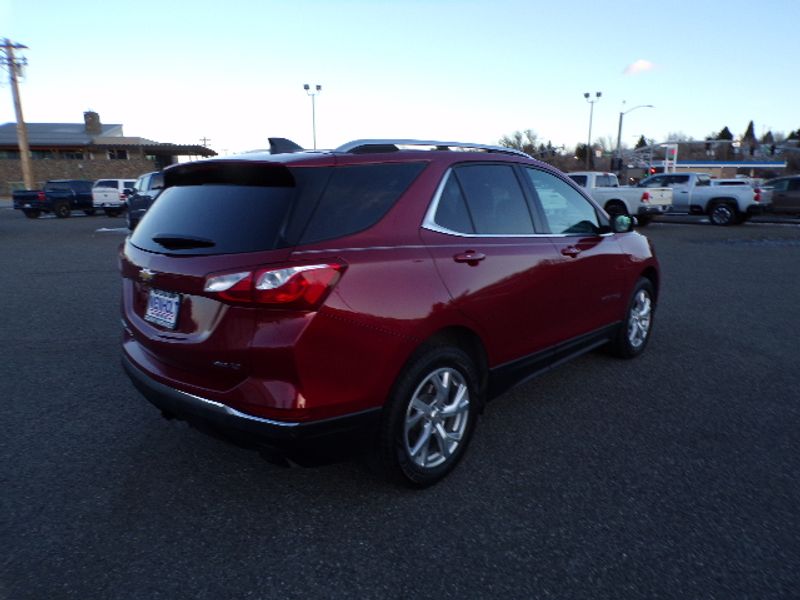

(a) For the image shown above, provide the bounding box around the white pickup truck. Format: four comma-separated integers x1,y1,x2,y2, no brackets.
92,178,136,217
568,171,672,226
638,172,770,225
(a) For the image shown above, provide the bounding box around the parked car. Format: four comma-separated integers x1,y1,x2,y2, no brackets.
120,139,660,486
638,172,768,225
764,175,800,215
92,178,136,217
568,171,672,226
126,171,164,230
12,180,94,218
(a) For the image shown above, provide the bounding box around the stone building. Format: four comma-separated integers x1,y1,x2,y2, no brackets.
0,111,216,193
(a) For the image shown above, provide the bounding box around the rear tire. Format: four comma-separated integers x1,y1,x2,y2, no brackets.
609,278,655,359
104,208,121,217
378,345,480,487
708,202,738,226
635,216,652,227
54,203,71,218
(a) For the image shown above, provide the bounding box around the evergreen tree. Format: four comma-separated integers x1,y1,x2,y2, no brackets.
718,126,734,141
742,121,757,155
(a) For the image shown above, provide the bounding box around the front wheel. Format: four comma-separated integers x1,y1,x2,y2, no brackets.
609,278,655,359
379,346,480,487
708,202,738,226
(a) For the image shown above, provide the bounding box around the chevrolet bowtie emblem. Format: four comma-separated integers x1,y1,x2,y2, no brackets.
139,268,156,282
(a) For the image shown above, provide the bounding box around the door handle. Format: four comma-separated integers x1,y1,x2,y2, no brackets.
560,246,581,258
453,251,486,266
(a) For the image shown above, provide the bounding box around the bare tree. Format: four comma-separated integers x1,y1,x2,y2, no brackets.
499,129,539,156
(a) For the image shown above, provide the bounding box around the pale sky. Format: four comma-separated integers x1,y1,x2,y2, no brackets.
1,0,797,155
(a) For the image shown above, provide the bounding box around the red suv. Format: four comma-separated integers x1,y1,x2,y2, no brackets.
121,139,659,486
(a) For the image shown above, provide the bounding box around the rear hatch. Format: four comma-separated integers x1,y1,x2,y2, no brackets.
121,159,331,389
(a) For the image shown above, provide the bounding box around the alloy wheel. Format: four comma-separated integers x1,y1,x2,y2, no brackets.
403,367,470,469
627,289,652,349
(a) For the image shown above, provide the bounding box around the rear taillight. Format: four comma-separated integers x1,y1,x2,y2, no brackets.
120,192,127,200
754,188,761,202
204,263,346,310
37,191,46,201
641,191,650,203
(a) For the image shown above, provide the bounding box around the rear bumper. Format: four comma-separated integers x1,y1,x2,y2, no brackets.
122,353,381,451
13,200,49,211
638,205,670,216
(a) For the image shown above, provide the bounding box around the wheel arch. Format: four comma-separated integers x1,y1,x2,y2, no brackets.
413,326,490,408
640,266,659,301
604,199,628,214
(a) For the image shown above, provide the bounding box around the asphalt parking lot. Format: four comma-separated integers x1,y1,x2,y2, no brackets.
2,205,799,599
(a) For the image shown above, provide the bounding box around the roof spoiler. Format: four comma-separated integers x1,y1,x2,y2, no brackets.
268,137,305,154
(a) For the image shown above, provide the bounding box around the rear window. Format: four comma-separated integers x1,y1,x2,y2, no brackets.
94,180,117,189
568,175,587,187
129,161,425,255
130,185,295,255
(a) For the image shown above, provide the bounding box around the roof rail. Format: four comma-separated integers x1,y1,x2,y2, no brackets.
334,139,531,158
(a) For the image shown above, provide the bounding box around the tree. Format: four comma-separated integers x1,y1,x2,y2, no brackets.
716,126,734,159
718,126,734,141
499,129,539,156
666,132,694,142
635,135,648,149
742,120,757,155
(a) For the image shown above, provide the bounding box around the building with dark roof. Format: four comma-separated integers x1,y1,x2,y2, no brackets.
0,111,216,193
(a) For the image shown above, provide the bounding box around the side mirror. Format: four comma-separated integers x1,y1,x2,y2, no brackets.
611,214,635,233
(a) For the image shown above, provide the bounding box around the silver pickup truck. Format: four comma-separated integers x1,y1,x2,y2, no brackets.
638,172,770,225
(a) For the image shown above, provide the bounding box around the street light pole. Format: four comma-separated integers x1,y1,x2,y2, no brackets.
584,91,601,169
614,103,654,174
303,83,322,150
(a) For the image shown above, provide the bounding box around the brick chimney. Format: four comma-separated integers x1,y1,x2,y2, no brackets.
84,111,102,135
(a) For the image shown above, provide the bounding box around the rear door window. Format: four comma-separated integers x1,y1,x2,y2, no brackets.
595,174,616,187
443,164,535,235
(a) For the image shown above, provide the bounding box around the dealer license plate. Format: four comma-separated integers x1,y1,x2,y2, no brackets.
145,289,180,329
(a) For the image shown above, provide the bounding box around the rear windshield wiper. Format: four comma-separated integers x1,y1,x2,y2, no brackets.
151,234,216,250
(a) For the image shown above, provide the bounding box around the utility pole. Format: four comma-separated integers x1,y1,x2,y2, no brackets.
1,38,34,189
200,136,211,146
